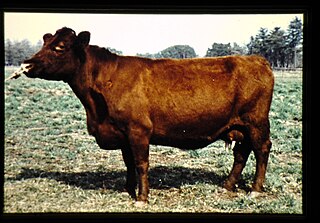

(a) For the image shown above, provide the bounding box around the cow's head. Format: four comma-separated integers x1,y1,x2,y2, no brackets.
23,27,90,82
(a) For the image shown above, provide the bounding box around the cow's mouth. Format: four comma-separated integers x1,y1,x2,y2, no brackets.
23,64,40,78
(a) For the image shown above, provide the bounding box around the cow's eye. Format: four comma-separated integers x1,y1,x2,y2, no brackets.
54,45,65,53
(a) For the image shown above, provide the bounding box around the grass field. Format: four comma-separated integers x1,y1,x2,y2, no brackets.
4,67,303,213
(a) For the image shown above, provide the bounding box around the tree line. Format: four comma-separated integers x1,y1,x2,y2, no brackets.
246,17,302,68
5,17,302,68
137,45,197,59
137,17,302,68
5,39,42,66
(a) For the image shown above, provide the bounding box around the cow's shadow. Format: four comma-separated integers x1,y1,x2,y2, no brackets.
8,166,245,192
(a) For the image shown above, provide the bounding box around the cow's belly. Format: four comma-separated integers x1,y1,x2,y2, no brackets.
150,114,232,150
150,134,214,150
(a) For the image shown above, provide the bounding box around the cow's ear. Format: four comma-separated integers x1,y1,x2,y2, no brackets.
76,31,90,49
43,33,53,43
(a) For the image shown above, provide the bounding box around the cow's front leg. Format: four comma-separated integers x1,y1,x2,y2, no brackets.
128,123,152,203
121,147,137,199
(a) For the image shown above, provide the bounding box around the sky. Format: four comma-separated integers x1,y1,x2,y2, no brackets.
4,13,303,57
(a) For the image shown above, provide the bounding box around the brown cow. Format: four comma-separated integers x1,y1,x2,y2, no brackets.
15,27,274,204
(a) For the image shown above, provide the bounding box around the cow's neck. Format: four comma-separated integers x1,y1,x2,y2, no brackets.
67,64,95,107
67,52,115,109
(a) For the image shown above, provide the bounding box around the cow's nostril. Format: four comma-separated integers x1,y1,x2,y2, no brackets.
25,64,33,69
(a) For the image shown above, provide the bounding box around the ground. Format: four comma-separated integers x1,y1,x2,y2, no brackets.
4,67,302,213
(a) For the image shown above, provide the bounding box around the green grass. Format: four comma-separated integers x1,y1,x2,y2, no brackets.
4,67,302,213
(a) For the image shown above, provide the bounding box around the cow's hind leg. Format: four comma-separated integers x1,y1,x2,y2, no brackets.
223,139,252,191
252,139,271,192
246,121,272,192
251,130,272,192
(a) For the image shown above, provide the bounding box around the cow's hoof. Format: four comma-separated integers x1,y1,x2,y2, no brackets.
125,186,137,200
218,187,229,193
247,191,261,199
223,180,235,191
251,183,264,192
134,201,148,207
